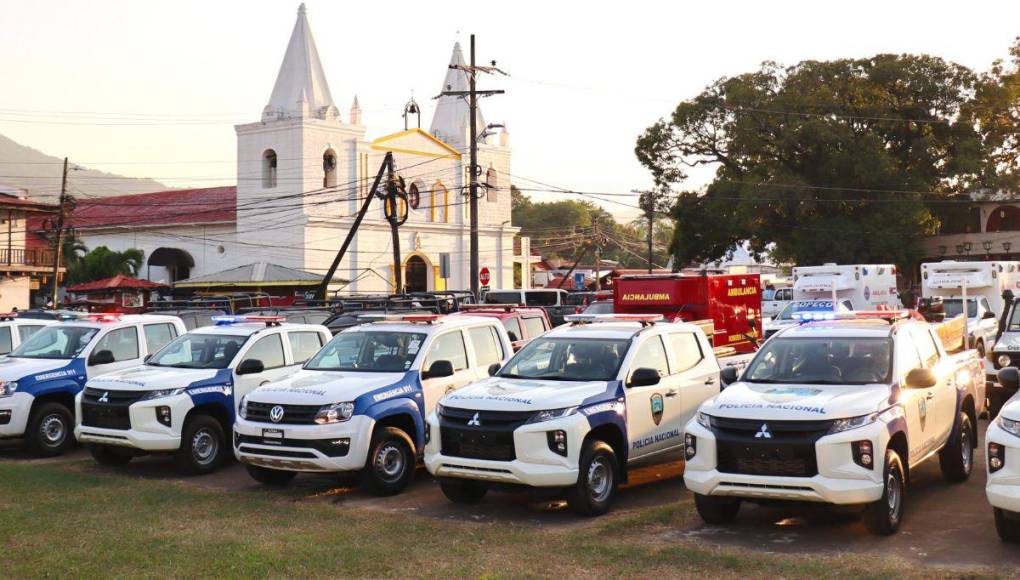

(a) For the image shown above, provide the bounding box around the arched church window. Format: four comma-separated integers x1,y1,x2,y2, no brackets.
262,149,278,189
323,149,337,188
434,181,449,223
485,168,498,202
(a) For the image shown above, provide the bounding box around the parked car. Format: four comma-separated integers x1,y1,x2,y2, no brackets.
146,308,225,331
762,286,792,319
582,300,614,315
449,304,551,350
483,288,573,326
75,316,331,474
425,313,722,516
240,307,334,326
684,310,985,535
0,313,56,355
233,313,514,495
0,313,186,456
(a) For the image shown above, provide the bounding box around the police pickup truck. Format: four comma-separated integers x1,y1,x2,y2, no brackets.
0,313,186,456
684,310,985,535
75,316,331,474
234,313,513,495
986,367,1020,542
424,313,721,516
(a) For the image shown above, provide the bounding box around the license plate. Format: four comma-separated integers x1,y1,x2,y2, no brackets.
262,428,284,442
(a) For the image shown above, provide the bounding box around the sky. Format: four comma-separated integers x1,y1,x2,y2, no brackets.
3,0,1020,222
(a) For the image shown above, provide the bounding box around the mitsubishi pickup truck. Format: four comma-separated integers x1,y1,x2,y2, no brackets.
684,311,985,535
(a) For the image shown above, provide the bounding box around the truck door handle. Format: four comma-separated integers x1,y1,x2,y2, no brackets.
704,377,716,385
665,389,679,398
926,392,935,400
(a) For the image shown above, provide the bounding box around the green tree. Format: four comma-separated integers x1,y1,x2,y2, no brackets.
636,55,986,270
67,246,144,285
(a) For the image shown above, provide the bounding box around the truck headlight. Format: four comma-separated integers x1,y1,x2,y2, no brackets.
140,388,186,401
314,402,355,424
696,411,712,429
0,380,17,398
999,354,1013,368
238,394,248,420
527,407,578,424
999,415,1020,438
828,411,880,434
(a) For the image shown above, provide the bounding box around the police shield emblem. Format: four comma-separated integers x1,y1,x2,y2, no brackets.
650,393,664,426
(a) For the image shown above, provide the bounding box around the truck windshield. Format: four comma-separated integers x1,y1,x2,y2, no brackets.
744,337,892,385
942,298,977,318
148,334,248,369
305,331,426,372
9,326,98,360
498,337,629,382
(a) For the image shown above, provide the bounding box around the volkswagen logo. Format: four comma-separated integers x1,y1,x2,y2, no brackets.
98,392,109,404
467,412,481,427
754,423,772,439
269,405,285,423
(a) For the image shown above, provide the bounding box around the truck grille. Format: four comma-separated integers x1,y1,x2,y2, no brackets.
438,407,533,462
711,416,832,478
245,401,320,425
80,388,148,430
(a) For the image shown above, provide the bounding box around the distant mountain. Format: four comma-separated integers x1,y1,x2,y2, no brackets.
0,134,167,199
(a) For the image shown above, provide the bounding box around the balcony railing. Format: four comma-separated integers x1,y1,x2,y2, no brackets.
0,248,57,268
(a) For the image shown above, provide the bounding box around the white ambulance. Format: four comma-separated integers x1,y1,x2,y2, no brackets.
921,260,1020,358
792,264,899,310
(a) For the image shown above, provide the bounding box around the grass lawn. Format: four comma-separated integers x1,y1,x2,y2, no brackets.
0,460,997,578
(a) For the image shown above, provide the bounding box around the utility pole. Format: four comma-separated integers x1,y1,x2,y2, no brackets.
438,34,506,298
635,189,660,274
593,214,601,291
51,157,70,309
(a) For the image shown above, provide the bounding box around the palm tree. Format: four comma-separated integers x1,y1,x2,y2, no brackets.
67,246,146,285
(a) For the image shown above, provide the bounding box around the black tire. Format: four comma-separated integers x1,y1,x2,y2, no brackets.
26,401,74,457
863,449,906,535
694,493,742,524
361,426,415,496
976,339,986,359
566,439,618,517
439,479,488,504
174,414,226,475
245,464,297,486
88,444,133,466
995,508,1020,543
939,412,974,483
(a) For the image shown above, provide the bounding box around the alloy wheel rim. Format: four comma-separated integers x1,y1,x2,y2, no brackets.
587,457,612,503
962,429,972,472
887,471,901,523
41,414,65,445
376,444,405,481
192,429,218,464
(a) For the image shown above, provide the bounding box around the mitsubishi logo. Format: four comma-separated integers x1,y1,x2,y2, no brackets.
269,405,285,423
467,412,481,427
98,392,109,404
754,423,772,439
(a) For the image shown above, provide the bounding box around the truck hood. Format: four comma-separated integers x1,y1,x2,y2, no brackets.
442,376,614,412
1000,397,1020,422
0,357,78,382
702,381,892,421
246,370,408,406
993,331,1020,353
85,365,225,391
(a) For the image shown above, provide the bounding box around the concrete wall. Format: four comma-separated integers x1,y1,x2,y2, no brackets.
0,276,31,310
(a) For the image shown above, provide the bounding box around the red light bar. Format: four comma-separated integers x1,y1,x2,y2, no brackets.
359,313,444,324
241,316,287,323
0,312,17,320
86,313,122,322
401,314,443,323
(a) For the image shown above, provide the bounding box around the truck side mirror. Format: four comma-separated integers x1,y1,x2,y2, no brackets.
487,362,501,376
236,358,265,375
999,367,1020,393
88,349,115,366
720,366,739,385
628,367,660,387
983,311,997,320
904,367,937,389
423,359,454,380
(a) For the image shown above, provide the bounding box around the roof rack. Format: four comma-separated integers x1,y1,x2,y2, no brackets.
212,315,286,327
795,310,915,325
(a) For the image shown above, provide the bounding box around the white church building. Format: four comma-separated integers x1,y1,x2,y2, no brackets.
72,4,519,295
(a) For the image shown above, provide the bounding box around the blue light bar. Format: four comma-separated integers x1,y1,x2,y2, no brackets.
792,311,837,322
212,315,241,325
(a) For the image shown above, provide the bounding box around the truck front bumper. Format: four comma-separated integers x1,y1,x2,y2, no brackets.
986,422,1020,513
682,419,886,505
233,415,374,473
0,392,33,438
74,393,191,452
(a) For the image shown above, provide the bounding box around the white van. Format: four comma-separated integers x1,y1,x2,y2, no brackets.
792,264,899,310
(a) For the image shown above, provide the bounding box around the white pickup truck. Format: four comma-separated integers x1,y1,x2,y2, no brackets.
684,311,985,535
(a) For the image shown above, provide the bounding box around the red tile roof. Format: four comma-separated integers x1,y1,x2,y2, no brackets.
71,186,237,229
67,274,167,293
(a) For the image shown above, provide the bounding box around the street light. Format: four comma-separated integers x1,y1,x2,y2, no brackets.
984,240,993,254
964,241,973,253
938,245,947,256
956,244,965,255
1005,242,1013,253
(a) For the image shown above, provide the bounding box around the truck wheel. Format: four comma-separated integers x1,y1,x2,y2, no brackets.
88,444,133,466
939,412,974,483
995,508,1020,542
863,449,905,535
566,440,618,517
174,414,226,475
245,464,297,486
26,401,74,457
439,479,488,504
693,493,741,524
361,426,415,496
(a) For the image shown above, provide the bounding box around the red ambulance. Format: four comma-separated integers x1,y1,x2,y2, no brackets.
612,273,762,354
